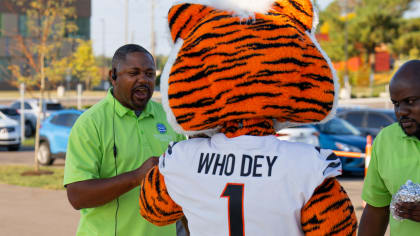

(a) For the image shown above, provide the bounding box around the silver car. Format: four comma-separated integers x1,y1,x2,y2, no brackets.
276,125,320,147
0,111,21,151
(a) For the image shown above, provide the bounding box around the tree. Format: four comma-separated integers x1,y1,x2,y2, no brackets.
320,0,417,63
347,0,415,65
5,0,78,173
391,17,420,59
319,0,418,88
318,0,359,62
71,40,101,90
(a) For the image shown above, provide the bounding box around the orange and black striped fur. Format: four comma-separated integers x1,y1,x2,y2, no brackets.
162,0,337,135
140,0,356,235
301,178,357,235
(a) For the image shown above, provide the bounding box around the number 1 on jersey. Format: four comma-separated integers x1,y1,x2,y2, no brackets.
221,183,245,236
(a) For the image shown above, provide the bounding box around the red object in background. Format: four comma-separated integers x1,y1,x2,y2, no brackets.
375,52,391,72
347,57,362,72
332,57,362,72
315,33,329,41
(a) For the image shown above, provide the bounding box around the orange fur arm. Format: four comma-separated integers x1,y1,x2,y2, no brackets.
301,178,357,235
139,166,184,226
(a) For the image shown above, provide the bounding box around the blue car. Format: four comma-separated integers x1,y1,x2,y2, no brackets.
313,117,367,174
38,109,83,165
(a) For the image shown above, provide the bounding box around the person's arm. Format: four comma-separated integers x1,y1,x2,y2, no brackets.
358,204,389,236
66,156,158,210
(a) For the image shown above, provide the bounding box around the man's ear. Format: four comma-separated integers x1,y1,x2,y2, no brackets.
109,69,116,87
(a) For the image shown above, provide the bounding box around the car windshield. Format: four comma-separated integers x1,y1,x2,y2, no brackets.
0,108,19,116
318,118,361,135
0,112,6,120
46,103,62,111
289,125,312,129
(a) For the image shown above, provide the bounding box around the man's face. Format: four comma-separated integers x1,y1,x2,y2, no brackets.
390,78,420,139
111,52,156,111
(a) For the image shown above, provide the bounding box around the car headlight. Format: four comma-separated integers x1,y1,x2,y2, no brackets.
335,142,361,153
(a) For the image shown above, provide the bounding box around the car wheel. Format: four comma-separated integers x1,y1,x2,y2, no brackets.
7,144,20,151
25,121,34,137
38,141,54,166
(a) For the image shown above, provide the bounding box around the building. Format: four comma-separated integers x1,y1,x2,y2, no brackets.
0,0,91,90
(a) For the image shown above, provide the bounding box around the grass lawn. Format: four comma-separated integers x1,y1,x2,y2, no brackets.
22,137,35,147
0,165,64,190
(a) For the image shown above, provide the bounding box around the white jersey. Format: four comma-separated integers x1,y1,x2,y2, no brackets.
159,134,341,236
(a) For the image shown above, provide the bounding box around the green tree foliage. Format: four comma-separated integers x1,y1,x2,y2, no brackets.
348,0,414,63
154,55,168,88
391,17,420,59
320,0,418,64
95,55,112,68
318,0,358,62
70,40,101,90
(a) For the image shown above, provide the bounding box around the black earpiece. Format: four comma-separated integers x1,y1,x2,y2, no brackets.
112,68,117,80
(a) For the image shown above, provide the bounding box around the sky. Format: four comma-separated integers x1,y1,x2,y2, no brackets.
90,0,419,57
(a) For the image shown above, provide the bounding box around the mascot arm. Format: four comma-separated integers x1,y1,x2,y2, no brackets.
139,166,184,226
301,177,357,235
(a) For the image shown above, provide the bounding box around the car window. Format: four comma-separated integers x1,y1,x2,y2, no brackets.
289,125,312,129
344,112,364,127
367,113,393,128
50,113,80,127
10,102,19,109
24,102,31,109
46,103,62,111
318,118,361,135
10,102,31,109
0,108,19,116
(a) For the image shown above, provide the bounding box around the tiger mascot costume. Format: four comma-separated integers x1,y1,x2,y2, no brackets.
139,0,357,235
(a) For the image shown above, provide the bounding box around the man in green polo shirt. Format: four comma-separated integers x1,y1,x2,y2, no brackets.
359,60,420,236
64,44,185,236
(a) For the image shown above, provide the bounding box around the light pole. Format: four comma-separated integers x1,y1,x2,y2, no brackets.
151,0,156,59
340,0,351,99
124,0,129,44
101,18,106,81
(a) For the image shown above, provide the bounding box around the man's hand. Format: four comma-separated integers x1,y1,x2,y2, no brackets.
395,202,420,222
136,156,159,184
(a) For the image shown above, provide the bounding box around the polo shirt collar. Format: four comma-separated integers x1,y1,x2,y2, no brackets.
106,89,155,119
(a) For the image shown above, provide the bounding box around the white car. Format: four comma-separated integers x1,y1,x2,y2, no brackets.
0,111,21,151
10,99,63,136
276,125,320,147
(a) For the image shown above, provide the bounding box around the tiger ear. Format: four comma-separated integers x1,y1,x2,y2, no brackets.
271,0,315,32
168,4,214,42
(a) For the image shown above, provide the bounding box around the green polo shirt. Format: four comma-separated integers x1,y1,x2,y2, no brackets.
362,123,420,235
64,90,185,236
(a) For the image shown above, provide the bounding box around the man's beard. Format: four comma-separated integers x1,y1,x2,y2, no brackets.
399,119,420,139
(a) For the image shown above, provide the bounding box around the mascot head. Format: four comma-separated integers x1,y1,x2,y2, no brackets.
161,0,339,137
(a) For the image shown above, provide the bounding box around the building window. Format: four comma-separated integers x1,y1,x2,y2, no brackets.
0,13,3,37
76,17,90,39
0,57,11,81
18,15,28,37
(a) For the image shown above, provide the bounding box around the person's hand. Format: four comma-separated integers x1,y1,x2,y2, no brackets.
395,202,420,222
136,156,159,185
